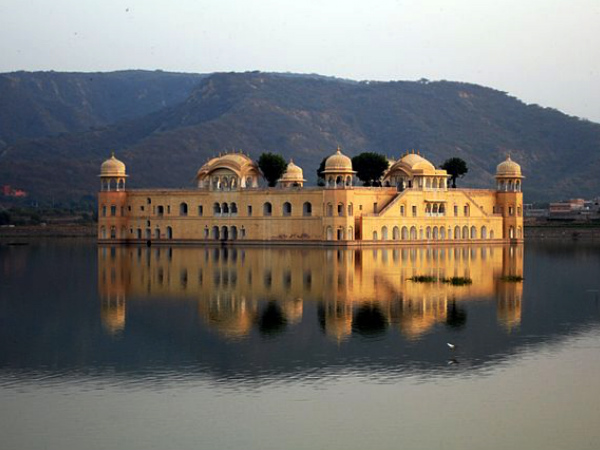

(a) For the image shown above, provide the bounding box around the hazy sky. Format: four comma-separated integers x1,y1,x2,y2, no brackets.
1,0,599,122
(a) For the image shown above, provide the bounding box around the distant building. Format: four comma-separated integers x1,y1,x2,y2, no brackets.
1,185,27,198
97,149,525,244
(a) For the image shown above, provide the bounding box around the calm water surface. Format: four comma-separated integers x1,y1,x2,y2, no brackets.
1,240,600,450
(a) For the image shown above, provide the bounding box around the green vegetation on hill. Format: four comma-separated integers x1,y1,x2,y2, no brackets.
1,71,599,203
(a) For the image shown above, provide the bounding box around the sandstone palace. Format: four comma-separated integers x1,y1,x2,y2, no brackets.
97,148,524,245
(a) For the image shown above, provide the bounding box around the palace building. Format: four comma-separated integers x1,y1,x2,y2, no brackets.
97,148,524,244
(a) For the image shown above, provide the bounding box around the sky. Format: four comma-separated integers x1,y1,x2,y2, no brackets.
1,0,599,122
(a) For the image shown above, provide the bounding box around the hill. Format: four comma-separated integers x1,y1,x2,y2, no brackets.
0,70,205,147
1,71,599,203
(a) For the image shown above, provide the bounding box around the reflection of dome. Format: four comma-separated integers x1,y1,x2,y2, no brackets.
100,153,127,177
100,298,126,336
322,148,354,174
279,160,306,186
496,156,523,178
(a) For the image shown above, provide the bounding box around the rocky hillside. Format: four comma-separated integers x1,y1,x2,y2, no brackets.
0,70,204,147
1,71,599,203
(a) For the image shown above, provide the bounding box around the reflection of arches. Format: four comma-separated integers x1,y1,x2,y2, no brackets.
381,226,388,240
401,226,408,240
393,226,400,240
326,226,333,241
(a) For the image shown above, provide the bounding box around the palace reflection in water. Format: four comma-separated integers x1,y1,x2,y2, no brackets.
99,245,523,342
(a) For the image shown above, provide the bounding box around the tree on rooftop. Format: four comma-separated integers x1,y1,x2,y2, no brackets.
351,152,389,186
258,152,287,187
440,157,468,188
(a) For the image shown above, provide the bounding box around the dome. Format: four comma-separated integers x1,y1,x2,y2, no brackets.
496,156,523,178
389,152,436,174
322,147,355,174
279,160,306,183
100,153,127,177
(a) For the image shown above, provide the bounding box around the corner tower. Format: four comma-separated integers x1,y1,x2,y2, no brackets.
495,156,524,241
98,153,129,241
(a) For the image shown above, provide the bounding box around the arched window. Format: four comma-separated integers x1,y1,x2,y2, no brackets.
455,226,461,239
401,226,408,240
283,202,292,216
464,204,470,217
337,203,344,217
327,203,333,217
155,228,161,239
166,226,173,239
433,227,439,240
230,203,238,215
348,227,354,240
509,226,515,239
373,230,378,241
221,226,228,240
382,226,388,240
481,226,487,239
426,226,431,240
212,226,220,240
222,203,229,214
410,226,417,240
326,226,333,241
100,226,106,239
348,203,354,216
393,226,400,240
110,226,116,239
179,202,188,216
471,226,477,239
157,205,164,216
213,203,221,215
263,202,272,216
303,202,312,217
462,226,469,240
490,230,495,239
230,226,238,240
440,227,446,239
204,226,209,239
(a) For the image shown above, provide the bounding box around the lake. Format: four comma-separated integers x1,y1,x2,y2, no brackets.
1,240,600,450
